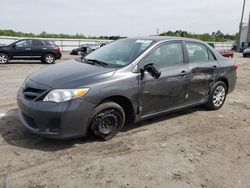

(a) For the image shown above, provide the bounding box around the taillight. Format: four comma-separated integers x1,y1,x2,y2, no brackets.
54,45,61,52
233,63,238,71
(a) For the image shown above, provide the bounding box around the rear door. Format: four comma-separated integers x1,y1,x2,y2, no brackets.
139,42,191,117
184,42,219,103
30,39,45,58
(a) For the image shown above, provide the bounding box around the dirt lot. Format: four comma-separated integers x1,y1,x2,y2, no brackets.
0,53,249,188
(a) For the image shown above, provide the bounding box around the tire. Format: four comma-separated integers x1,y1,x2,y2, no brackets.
42,54,55,64
90,101,125,141
243,54,247,57
0,53,9,64
205,81,227,110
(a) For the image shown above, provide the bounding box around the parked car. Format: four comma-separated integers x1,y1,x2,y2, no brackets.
218,50,234,58
207,43,234,58
17,37,237,140
239,42,250,52
243,47,250,57
70,42,107,56
0,39,62,64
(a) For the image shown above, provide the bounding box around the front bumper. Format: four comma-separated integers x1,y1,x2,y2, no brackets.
243,51,250,55
17,88,96,139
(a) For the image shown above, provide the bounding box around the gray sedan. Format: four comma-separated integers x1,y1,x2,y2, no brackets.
17,37,237,140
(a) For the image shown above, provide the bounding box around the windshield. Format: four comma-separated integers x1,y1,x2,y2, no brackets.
85,39,154,68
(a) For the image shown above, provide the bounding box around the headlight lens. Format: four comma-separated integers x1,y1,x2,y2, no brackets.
43,88,89,103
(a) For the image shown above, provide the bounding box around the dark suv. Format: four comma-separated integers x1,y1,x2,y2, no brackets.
0,39,62,64
17,37,237,140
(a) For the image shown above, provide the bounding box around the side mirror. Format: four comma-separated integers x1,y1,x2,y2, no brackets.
141,63,161,79
12,44,16,48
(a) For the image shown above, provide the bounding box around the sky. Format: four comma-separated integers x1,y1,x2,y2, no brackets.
0,0,249,37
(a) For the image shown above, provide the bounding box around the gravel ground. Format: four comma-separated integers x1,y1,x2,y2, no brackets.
0,53,249,188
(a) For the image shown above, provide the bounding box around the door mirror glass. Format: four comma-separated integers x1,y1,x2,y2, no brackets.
142,63,161,79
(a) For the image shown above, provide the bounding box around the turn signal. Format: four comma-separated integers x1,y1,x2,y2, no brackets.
233,63,238,71
76,89,89,97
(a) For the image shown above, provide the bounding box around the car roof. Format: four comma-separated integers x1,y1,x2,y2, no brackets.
127,36,203,43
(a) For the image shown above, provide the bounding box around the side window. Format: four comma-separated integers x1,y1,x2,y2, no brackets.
142,43,184,69
208,50,216,61
186,43,209,62
44,40,55,47
15,40,31,48
32,40,44,47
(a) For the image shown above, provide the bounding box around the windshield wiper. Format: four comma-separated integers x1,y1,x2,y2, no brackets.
85,59,108,67
77,57,95,65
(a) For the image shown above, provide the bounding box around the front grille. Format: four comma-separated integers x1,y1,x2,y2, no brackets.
23,87,47,101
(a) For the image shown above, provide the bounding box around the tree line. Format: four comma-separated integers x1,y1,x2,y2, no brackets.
0,30,121,40
159,30,238,42
0,29,238,42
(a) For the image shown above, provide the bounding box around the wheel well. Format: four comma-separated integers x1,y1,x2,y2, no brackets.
100,96,136,125
218,78,229,92
43,52,55,58
0,52,10,58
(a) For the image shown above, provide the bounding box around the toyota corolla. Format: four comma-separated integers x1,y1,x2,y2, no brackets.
17,37,237,140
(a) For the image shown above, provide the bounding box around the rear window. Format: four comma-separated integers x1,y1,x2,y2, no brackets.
32,39,44,47
186,43,210,63
44,40,55,47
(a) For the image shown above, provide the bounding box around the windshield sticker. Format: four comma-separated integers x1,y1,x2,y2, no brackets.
116,60,126,65
135,40,153,44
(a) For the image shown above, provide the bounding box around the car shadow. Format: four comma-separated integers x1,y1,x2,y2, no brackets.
0,108,97,152
121,106,206,132
6,60,45,64
0,106,206,152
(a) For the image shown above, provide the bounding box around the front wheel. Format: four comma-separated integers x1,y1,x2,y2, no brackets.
42,54,55,64
206,81,227,110
90,102,125,141
0,53,9,64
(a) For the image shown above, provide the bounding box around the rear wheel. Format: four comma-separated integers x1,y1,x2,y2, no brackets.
206,81,227,110
0,53,9,64
90,102,125,141
42,54,55,64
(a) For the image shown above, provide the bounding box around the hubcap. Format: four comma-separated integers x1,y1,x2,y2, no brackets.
0,54,7,64
213,85,226,107
93,109,122,135
46,55,54,63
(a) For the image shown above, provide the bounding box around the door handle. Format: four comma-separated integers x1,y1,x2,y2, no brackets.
25,48,31,50
42,48,47,50
179,71,188,77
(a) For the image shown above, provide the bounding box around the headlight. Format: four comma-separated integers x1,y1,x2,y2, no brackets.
43,88,89,103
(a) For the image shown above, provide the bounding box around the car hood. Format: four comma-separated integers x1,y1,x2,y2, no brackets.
0,45,7,48
29,59,116,89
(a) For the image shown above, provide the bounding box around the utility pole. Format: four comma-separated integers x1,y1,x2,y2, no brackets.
238,0,246,51
157,28,159,36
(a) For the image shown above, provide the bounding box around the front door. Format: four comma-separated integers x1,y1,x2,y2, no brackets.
11,39,32,59
139,42,190,117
